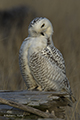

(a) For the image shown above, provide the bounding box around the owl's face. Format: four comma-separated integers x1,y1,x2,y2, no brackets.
28,17,53,38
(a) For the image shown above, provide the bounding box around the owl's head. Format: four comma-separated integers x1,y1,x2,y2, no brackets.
28,17,53,38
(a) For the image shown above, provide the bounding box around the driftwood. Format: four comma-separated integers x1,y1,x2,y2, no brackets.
0,90,69,120
0,97,55,118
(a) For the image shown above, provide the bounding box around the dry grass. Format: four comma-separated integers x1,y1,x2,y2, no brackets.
0,6,36,90
0,0,80,119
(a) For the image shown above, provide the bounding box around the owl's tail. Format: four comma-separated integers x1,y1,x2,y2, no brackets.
67,95,76,107
60,94,76,107
70,94,76,103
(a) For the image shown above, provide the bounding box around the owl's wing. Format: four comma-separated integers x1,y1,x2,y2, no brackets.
29,49,71,94
45,45,66,74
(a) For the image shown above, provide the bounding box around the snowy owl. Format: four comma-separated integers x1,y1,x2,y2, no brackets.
19,17,75,103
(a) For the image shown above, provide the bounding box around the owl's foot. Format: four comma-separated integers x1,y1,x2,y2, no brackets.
37,86,42,91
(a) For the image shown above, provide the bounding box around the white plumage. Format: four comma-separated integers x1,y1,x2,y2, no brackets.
19,17,75,103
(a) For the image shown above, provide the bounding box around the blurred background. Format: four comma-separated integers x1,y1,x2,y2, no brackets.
0,0,80,119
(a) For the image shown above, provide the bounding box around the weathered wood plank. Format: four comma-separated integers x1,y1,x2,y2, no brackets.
0,97,55,118
0,90,68,105
0,90,69,119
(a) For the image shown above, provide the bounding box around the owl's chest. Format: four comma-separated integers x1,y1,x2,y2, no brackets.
28,37,47,56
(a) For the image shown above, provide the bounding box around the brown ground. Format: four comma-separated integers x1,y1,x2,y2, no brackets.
0,0,80,119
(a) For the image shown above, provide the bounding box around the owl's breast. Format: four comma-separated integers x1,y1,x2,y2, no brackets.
28,36,47,57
